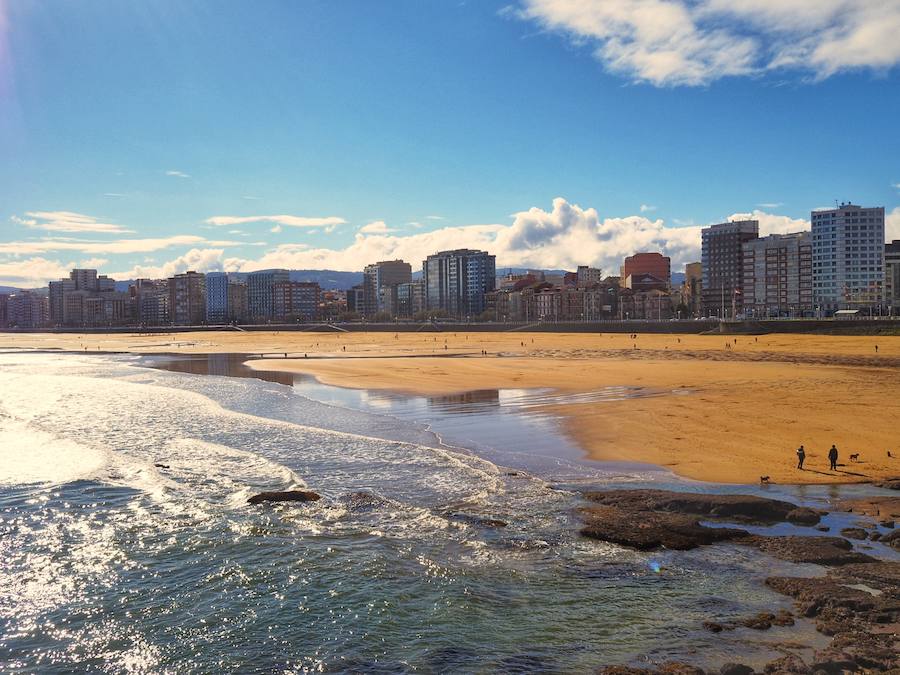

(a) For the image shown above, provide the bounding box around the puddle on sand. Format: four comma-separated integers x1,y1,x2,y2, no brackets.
143,353,673,481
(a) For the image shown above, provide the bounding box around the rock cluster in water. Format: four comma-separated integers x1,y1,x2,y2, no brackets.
247,490,321,505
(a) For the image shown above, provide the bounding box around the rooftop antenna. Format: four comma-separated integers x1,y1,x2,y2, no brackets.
835,199,839,209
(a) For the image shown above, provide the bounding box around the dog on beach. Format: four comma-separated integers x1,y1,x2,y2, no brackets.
760,476,770,484
849,453,859,462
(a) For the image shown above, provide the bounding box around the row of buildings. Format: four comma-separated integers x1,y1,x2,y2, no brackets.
1,203,898,328
702,203,895,318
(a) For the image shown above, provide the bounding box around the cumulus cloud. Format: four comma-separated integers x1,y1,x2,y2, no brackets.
726,209,810,236
205,214,346,228
514,0,900,86
12,210,134,233
109,248,235,280
165,169,191,178
640,204,657,213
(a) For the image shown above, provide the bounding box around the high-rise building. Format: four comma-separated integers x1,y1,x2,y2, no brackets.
396,280,425,318
742,232,813,318
683,262,702,317
0,294,9,328
576,265,603,288
362,260,412,317
812,203,885,312
247,269,290,322
423,249,496,318
227,281,248,323
701,220,759,318
168,271,206,325
886,240,900,315
621,252,671,288
7,291,48,329
131,279,170,326
273,281,321,321
48,268,123,326
206,272,229,324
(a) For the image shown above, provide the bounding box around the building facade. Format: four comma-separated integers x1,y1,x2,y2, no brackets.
812,203,885,312
621,252,671,288
48,268,121,326
247,269,290,322
886,240,900,315
701,220,759,318
7,291,49,328
742,232,813,317
273,281,321,321
362,260,412,317
168,271,206,325
423,249,496,318
682,262,702,317
205,272,229,324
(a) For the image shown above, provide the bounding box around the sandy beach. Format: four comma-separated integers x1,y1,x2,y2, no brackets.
3,329,899,485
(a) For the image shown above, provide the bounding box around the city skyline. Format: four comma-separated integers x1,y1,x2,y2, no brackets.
2,1,900,287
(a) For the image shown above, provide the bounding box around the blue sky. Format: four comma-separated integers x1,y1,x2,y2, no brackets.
1,0,899,286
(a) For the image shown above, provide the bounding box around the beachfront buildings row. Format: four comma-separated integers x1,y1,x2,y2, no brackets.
701,203,893,318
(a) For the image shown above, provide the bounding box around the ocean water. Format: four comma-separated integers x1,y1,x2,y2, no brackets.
0,352,886,673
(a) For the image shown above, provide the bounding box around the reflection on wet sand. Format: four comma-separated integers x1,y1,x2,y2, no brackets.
149,354,295,386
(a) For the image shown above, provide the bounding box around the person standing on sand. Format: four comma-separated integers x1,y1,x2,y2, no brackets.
828,444,838,471
796,445,805,469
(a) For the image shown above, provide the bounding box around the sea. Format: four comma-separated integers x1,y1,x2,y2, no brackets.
0,351,894,673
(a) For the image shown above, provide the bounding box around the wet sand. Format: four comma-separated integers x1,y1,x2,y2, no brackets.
3,329,899,484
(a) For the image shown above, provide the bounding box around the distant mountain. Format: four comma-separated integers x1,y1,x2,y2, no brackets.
0,285,23,295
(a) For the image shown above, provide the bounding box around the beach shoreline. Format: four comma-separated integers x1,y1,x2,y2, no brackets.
4,329,899,485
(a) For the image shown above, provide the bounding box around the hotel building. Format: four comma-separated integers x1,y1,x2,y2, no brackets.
811,203,885,312
423,249,496,318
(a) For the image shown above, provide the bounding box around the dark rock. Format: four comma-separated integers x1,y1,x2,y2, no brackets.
876,479,900,490
657,663,705,675
815,525,829,532
446,512,508,528
869,532,882,541
719,664,753,675
342,491,386,511
880,529,900,548
741,535,876,566
703,621,725,633
839,527,868,540
154,463,170,469
838,496,900,521
762,655,808,674
879,519,894,528
580,505,747,551
583,489,822,526
247,490,321,505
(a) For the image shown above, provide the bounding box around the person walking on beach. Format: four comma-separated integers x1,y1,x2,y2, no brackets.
828,444,838,471
796,445,805,470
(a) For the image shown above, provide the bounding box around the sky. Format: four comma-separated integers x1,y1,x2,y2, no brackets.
1,0,899,287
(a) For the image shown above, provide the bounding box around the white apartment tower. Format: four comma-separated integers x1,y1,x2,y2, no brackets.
811,203,885,312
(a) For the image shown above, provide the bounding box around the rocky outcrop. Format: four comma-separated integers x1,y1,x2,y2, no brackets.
579,505,748,550
765,562,900,673
838,527,868,540
703,610,794,633
741,535,876,566
597,662,705,675
247,490,321,505
838,495,900,521
583,489,821,526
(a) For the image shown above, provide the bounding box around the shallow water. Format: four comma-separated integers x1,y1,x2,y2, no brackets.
0,352,892,673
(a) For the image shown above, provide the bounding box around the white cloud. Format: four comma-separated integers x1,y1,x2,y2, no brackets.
640,204,657,212
514,0,900,86
726,209,810,236
103,193,125,198
270,224,282,233
358,220,395,234
0,257,72,288
888,207,900,241
426,215,445,220
12,210,133,234
205,214,346,228
0,235,246,256
109,248,233,280
79,257,109,268
165,170,191,179
892,183,900,191
757,202,783,209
